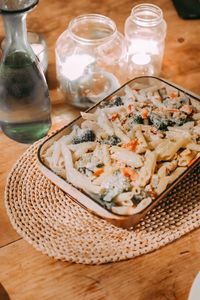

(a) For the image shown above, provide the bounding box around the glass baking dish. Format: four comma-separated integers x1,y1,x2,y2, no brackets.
37,76,200,228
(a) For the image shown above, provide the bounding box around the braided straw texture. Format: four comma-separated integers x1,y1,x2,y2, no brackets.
5,140,200,265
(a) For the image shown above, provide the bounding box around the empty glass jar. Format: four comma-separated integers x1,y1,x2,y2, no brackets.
124,3,167,78
56,14,127,108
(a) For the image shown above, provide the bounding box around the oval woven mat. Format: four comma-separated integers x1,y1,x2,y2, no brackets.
5,139,200,264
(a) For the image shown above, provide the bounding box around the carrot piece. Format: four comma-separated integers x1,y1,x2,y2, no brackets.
110,113,118,121
169,92,177,99
141,108,149,119
130,140,138,151
122,139,138,152
122,167,138,181
94,168,104,176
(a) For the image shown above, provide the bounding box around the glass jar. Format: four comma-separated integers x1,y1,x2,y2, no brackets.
0,0,51,144
56,14,127,108
124,4,167,78
26,32,48,75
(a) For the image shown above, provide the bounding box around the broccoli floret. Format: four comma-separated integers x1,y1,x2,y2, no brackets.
149,112,188,130
72,130,96,144
132,114,144,124
149,113,170,130
107,135,121,145
96,163,104,168
108,96,124,107
132,190,149,205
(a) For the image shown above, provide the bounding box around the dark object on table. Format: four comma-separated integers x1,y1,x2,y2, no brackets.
172,0,200,19
0,283,11,300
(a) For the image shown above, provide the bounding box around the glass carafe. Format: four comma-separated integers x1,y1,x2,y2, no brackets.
0,0,51,144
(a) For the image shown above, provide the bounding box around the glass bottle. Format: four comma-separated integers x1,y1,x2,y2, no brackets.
56,14,127,108
124,3,167,78
0,0,51,144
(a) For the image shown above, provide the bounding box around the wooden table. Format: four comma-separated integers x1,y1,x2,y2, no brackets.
0,0,200,299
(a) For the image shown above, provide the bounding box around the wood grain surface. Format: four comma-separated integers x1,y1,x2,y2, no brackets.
0,0,200,299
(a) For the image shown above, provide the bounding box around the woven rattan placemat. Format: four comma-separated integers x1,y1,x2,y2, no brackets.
5,139,200,264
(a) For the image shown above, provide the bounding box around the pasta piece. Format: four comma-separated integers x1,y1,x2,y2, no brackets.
166,131,192,145
97,110,114,136
131,197,152,214
67,142,96,159
114,192,134,206
168,167,187,184
156,138,190,161
104,106,126,115
111,146,143,168
50,141,61,169
61,143,101,194
112,122,130,143
111,205,134,215
167,126,190,133
187,143,200,152
102,144,111,165
134,126,148,153
81,111,98,121
151,174,159,189
156,176,170,195
92,166,114,185
148,137,164,150
157,165,167,177
136,150,157,187
163,160,178,173
178,149,197,166
67,142,96,152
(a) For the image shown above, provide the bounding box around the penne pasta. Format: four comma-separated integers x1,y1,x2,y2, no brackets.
156,138,190,161
156,176,170,195
111,146,143,168
136,150,157,187
43,81,200,216
97,110,114,136
61,143,101,194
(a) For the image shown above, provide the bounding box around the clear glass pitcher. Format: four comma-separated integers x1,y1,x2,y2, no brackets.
0,0,51,143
